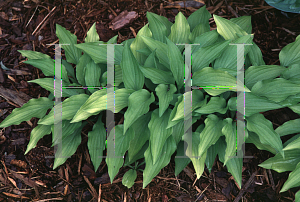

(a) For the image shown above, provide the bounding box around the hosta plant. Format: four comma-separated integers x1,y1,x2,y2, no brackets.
1,6,300,197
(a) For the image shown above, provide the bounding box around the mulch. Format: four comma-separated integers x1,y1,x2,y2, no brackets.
0,0,300,201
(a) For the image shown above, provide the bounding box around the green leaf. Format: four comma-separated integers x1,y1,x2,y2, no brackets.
279,34,300,66
226,157,243,189
290,103,300,114
281,64,300,80
189,23,210,42
171,118,184,145
192,67,250,96
241,92,283,117
67,83,85,94
283,136,300,151
280,162,300,192
0,97,53,128
251,78,300,102
18,50,51,59
71,88,135,123
144,49,158,69
188,132,207,179
88,115,106,172
275,119,300,137
62,60,76,83
123,89,155,135
144,77,157,92
246,113,284,157
169,93,181,106
52,122,86,169
152,53,169,71
229,15,252,34
100,72,107,87
198,114,224,158
175,141,191,176
228,97,237,111
139,66,175,85
24,124,52,155
193,29,219,52
157,55,171,71
56,24,81,65
149,12,172,34
51,120,82,146
75,42,124,65
213,14,248,40
259,149,300,173
128,112,151,162
38,94,89,125
107,35,118,44
217,136,228,164
166,37,184,89
283,134,300,148
85,60,101,93
214,34,253,70
130,23,153,65
192,40,231,73
287,77,300,85
172,90,206,121
245,65,286,89
248,43,265,66
28,78,79,97
121,38,135,46
23,59,69,83
194,96,227,114
106,125,135,183
155,84,177,117
222,118,237,165
75,42,105,63
115,64,123,86
148,109,172,164
140,35,169,68
265,0,300,13
122,169,137,188
187,5,211,31
111,42,124,66
205,142,218,173
295,190,300,202
167,95,184,129
136,47,152,57
76,53,90,86
168,12,190,49
147,12,168,43
246,131,277,154
85,22,100,42
125,141,149,166
143,135,176,188
222,91,233,100
245,54,252,69
121,41,144,91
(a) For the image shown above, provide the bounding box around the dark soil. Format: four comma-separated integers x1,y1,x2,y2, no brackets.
0,0,300,201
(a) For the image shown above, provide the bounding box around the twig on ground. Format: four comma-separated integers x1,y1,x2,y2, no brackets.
233,170,258,202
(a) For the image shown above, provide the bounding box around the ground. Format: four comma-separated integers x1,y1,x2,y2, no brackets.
0,0,300,201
